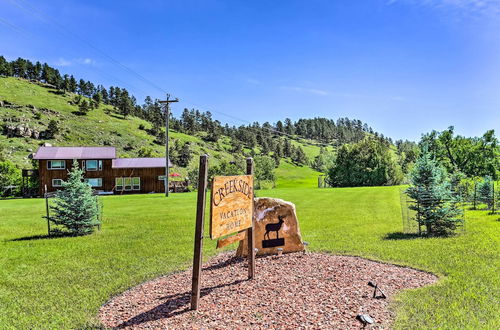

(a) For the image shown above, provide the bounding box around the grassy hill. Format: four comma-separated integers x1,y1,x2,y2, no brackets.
0,77,322,188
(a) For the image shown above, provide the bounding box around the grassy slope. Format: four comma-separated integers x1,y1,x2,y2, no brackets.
276,160,321,188
0,77,322,182
1,187,498,328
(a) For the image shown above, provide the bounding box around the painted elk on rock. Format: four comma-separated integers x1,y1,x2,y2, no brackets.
264,215,285,240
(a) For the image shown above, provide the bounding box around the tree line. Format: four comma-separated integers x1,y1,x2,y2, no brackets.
1,55,386,166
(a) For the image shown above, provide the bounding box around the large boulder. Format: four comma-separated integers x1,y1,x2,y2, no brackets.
236,197,304,257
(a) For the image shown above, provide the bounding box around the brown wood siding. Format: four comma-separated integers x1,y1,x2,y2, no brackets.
38,159,167,195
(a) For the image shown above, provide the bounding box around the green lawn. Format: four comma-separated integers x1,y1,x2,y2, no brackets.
0,186,499,328
276,160,322,188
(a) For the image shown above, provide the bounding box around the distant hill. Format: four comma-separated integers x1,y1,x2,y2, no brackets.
0,76,326,187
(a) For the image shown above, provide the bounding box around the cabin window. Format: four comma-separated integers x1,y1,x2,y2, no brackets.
52,179,63,187
47,160,65,170
85,178,102,187
124,177,132,190
115,177,123,191
84,160,102,171
132,177,140,190
115,177,140,191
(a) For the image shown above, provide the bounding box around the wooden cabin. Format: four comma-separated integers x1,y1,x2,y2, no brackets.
32,146,180,195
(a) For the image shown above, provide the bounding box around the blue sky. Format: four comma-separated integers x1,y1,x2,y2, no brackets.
1,0,499,141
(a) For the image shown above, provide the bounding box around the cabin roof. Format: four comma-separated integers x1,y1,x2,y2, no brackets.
112,157,173,168
33,146,116,160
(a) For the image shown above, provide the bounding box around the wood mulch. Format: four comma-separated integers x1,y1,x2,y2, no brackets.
99,252,438,329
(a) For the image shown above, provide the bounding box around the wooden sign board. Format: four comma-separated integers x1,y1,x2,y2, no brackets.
210,175,253,239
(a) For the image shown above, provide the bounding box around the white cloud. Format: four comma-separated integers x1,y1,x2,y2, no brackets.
82,58,94,65
53,57,95,67
246,78,260,85
280,86,329,95
54,58,72,67
387,0,500,17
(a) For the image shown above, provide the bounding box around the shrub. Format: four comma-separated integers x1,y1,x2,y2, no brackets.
254,155,276,189
138,146,156,157
327,138,403,187
0,160,21,196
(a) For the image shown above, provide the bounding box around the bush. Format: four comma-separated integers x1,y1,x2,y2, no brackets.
254,155,276,189
50,160,100,235
0,160,21,196
327,138,403,187
138,146,156,157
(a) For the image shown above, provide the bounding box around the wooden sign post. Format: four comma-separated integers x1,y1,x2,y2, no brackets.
190,155,208,310
246,157,255,279
190,155,256,310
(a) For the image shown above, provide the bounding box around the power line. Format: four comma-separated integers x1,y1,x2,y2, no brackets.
7,0,334,148
0,15,29,36
3,0,152,97
8,0,167,94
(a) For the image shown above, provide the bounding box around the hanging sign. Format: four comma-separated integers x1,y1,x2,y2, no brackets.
210,175,253,239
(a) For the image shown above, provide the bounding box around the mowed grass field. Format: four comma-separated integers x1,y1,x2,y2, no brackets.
1,186,499,328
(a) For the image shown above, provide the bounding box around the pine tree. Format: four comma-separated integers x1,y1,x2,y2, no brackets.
477,176,493,209
177,143,193,167
406,147,462,236
79,99,90,114
118,90,132,118
293,146,308,165
50,160,100,235
46,120,60,138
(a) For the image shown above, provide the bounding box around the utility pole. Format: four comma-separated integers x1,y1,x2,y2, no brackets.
159,94,179,197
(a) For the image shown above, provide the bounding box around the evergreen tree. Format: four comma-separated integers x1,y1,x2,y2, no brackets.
46,120,60,138
50,160,100,235
284,118,294,135
177,143,193,167
0,56,9,75
118,90,132,118
33,61,42,80
477,176,494,209
275,120,284,132
78,79,86,95
272,151,281,167
92,91,103,105
69,75,77,92
406,147,463,236
79,99,90,114
292,146,308,165
41,63,53,84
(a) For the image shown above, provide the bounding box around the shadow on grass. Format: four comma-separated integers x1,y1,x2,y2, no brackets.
383,232,422,240
109,113,126,120
9,232,76,242
71,111,88,116
48,90,65,95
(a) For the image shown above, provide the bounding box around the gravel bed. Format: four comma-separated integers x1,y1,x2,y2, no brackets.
99,252,437,329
